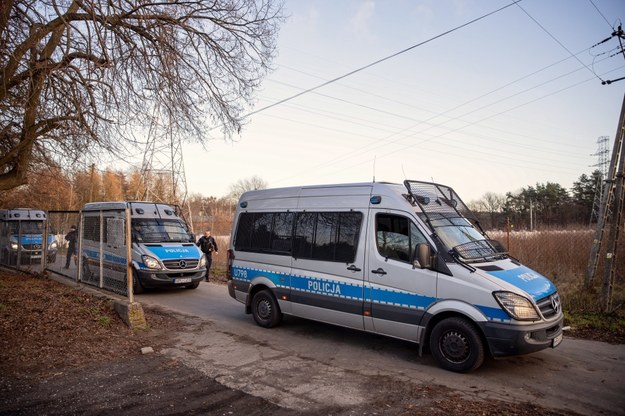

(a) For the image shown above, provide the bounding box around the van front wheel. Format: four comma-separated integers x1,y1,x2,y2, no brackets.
251,289,282,328
132,270,144,294
429,317,485,373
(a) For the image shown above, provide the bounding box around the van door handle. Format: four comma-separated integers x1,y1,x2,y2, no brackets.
371,268,387,275
347,264,361,272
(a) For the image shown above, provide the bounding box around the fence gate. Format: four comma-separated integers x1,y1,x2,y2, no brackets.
80,207,132,297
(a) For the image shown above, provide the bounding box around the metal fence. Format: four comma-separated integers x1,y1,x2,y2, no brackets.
489,228,624,310
47,209,133,299
79,207,131,296
4,208,620,309
46,210,82,279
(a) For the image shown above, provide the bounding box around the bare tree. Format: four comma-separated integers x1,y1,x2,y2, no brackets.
228,175,268,202
469,192,505,229
0,0,283,191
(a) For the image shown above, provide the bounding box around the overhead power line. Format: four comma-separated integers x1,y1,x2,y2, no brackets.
588,0,614,28
226,0,522,127
515,2,604,83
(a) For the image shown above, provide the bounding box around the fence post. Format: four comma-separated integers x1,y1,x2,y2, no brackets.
126,207,134,303
43,215,49,272
506,217,511,252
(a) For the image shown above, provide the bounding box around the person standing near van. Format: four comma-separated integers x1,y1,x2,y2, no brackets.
197,230,218,281
64,225,78,269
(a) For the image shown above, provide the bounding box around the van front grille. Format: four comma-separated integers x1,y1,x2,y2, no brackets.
536,292,561,319
163,259,199,270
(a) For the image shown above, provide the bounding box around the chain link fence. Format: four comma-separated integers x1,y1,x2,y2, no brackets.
46,210,81,279
47,209,131,297
6,207,620,310
80,208,130,296
488,227,625,311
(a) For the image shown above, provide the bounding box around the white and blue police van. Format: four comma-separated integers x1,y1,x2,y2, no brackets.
226,180,564,372
0,208,58,265
81,201,206,292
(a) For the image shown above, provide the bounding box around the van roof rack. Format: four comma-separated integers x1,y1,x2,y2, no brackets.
403,180,474,226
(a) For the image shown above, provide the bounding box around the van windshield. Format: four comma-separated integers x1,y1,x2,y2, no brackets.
424,214,505,262
8,221,44,234
429,216,484,248
131,219,193,243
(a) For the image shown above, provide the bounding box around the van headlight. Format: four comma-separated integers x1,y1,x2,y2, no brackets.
10,242,19,250
49,241,58,250
493,291,540,321
199,255,206,268
141,255,162,270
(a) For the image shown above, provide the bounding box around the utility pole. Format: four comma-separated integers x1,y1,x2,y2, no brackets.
585,93,625,312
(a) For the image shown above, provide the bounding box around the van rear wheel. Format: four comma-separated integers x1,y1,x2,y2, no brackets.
251,289,282,328
429,317,485,373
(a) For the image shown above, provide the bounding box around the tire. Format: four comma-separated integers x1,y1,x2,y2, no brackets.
251,289,282,328
185,281,200,289
81,257,92,280
132,270,144,294
4,250,16,266
429,317,485,373
47,253,57,264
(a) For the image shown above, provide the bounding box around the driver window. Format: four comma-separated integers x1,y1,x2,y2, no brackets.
376,214,428,263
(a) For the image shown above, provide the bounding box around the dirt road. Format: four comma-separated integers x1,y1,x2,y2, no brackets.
137,282,625,415
2,272,624,415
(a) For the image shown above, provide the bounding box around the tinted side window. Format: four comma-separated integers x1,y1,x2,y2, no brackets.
294,212,362,263
250,213,272,251
312,212,339,261
336,213,362,262
272,212,294,252
376,214,427,262
234,212,294,255
293,212,315,258
234,213,254,249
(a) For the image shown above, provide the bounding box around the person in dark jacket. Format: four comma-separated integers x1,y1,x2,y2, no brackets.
196,230,218,281
64,225,78,269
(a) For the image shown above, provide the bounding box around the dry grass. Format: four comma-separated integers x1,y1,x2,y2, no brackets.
489,227,625,324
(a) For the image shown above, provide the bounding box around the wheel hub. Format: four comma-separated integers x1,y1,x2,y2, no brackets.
258,299,271,319
440,331,469,363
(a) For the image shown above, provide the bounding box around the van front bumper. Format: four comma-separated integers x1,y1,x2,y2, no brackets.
135,268,205,288
479,315,564,357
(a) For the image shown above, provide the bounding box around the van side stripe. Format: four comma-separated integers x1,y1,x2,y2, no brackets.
369,286,435,310
232,266,509,322
84,249,126,265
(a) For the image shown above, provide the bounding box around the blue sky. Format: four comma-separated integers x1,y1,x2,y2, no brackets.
178,0,623,202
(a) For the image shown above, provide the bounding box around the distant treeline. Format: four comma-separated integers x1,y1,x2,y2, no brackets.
468,170,602,230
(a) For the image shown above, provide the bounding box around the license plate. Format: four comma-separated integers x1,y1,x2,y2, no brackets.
175,278,192,284
552,332,563,348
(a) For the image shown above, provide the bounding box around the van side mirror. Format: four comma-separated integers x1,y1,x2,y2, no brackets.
413,243,432,269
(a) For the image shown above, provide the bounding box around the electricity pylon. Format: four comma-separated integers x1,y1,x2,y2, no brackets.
138,101,193,230
590,136,610,224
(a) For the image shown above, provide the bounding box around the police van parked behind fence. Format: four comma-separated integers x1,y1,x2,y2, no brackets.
226,180,564,373
81,201,206,293
0,208,58,266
